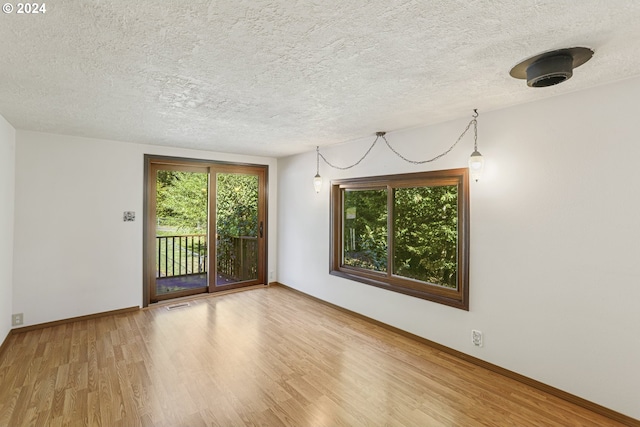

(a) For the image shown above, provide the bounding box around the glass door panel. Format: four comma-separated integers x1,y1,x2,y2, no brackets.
215,172,259,287
152,166,209,301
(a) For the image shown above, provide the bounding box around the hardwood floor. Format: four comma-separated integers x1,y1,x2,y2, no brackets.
0,285,630,426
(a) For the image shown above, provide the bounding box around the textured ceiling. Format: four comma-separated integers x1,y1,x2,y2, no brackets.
2,1,640,157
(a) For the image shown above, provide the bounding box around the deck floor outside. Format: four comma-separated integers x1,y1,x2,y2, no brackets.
156,273,240,295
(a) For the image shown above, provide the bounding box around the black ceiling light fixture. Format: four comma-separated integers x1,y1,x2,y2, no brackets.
510,47,594,87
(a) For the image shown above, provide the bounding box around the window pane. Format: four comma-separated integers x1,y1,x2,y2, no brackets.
393,185,458,288
343,189,388,272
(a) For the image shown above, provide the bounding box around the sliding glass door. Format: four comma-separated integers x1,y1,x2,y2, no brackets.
145,157,267,304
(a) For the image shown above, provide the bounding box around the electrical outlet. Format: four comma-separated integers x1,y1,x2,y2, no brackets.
12,313,23,326
123,211,135,222
269,271,274,281
471,329,483,347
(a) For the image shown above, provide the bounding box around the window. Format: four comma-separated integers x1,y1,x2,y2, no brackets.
330,168,469,310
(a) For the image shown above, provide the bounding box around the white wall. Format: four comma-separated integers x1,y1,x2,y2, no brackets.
12,132,278,326
0,115,16,344
277,76,640,419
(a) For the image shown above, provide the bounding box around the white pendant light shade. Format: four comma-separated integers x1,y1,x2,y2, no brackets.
468,149,484,182
313,173,323,193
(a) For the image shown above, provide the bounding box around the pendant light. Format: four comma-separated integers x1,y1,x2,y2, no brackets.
468,109,484,182
313,146,322,193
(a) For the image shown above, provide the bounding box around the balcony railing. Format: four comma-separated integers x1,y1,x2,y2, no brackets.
156,234,207,278
217,235,258,281
156,234,257,282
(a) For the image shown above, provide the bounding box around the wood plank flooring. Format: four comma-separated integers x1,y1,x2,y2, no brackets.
0,285,630,426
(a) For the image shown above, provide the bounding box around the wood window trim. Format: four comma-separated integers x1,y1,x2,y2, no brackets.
330,168,470,310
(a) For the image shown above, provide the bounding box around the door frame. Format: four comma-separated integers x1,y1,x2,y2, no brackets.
143,154,269,307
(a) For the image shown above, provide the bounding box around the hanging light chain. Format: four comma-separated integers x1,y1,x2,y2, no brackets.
317,135,379,170
317,110,478,169
472,109,478,152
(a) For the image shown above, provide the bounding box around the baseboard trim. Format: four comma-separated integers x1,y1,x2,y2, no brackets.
273,282,639,426
10,306,140,334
